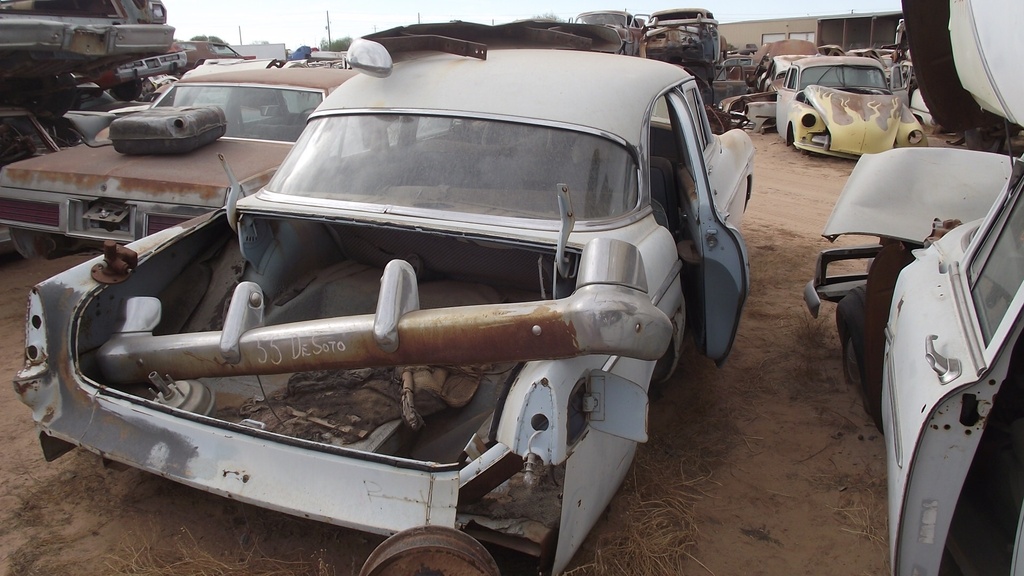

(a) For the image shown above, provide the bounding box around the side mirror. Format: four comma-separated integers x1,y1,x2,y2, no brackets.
348,39,393,78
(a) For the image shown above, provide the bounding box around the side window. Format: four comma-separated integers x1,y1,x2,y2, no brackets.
970,178,1024,345
281,90,323,115
785,69,797,90
890,65,904,90
682,86,711,151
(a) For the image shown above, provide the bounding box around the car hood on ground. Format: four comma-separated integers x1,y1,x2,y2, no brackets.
0,138,289,207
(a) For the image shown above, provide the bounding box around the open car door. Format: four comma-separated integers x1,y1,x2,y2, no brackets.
669,86,749,363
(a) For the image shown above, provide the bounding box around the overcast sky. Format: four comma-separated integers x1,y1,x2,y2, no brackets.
167,1,903,50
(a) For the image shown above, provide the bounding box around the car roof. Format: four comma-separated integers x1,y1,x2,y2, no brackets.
579,10,632,17
317,48,690,148
651,8,716,20
794,56,885,70
176,67,357,91
177,40,231,47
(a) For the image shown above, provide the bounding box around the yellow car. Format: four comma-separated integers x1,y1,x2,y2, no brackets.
776,56,927,158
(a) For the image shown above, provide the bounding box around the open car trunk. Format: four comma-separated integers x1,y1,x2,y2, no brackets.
77,212,578,465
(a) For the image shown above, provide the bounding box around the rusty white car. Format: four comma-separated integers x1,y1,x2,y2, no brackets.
0,66,354,258
14,21,753,575
805,1,1024,573
776,56,927,158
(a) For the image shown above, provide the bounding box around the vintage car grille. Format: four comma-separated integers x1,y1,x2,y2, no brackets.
146,214,190,235
0,198,59,227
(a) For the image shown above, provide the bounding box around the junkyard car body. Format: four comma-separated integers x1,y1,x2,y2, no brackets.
748,39,817,93
0,104,68,254
776,56,927,159
87,49,188,100
172,40,254,74
806,145,1023,576
805,2,1024,572
889,60,934,128
0,67,354,258
574,10,645,56
641,8,720,103
712,55,754,104
14,22,753,574
718,55,810,134
0,0,173,113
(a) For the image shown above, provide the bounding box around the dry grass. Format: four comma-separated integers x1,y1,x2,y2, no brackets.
565,488,706,576
565,346,737,576
830,496,887,549
104,529,336,576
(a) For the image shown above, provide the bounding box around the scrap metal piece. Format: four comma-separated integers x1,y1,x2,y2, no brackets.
375,34,487,61
91,240,138,284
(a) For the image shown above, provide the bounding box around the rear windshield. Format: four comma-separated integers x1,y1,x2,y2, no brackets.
154,84,323,142
266,114,639,221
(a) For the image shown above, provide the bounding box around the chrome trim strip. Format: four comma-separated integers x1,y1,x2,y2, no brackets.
948,260,986,375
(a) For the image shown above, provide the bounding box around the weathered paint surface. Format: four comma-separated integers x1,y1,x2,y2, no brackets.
792,86,926,158
1,139,288,207
96,283,673,384
807,85,899,131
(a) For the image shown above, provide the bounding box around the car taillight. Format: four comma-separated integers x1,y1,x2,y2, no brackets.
0,198,59,227
146,214,188,235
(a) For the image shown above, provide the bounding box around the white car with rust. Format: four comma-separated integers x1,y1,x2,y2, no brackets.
805,1,1024,573
14,21,754,575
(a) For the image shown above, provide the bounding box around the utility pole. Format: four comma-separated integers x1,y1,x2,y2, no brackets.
326,10,332,48
238,26,242,45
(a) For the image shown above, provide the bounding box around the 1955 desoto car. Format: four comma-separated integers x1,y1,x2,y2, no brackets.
14,21,754,575
776,56,927,159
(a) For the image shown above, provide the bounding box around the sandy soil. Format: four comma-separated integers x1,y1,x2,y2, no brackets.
0,131,890,575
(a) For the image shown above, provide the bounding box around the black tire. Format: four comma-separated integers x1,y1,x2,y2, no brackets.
836,286,875,428
786,124,795,146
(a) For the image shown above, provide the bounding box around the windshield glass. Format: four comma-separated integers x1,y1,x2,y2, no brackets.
971,179,1024,344
208,44,242,57
799,65,887,90
266,115,638,220
154,84,323,142
579,13,627,27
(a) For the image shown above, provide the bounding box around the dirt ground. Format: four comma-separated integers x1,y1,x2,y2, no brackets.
0,131,890,575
